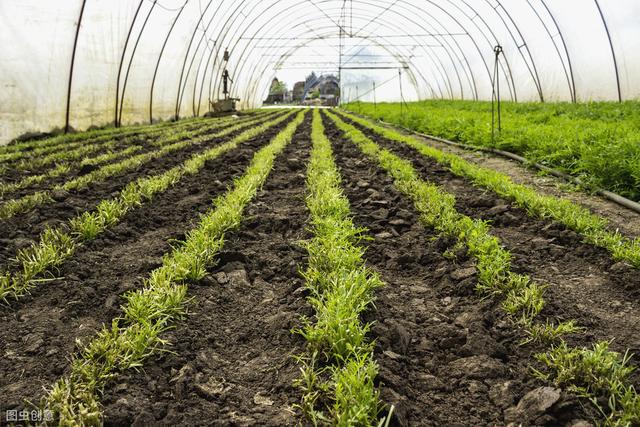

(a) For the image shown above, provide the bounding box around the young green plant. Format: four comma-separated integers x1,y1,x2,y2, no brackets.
41,110,306,424
326,110,639,426
337,110,640,269
0,111,284,219
0,110,297,303
296,109,383,424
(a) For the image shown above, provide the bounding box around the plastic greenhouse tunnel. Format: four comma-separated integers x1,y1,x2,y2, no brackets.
1,1,640,426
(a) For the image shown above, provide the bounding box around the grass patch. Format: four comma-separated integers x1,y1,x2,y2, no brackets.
295,109,384,425
0,114,211,156
338,110,640,269
0,111,284,219
0,111,297,303
6,111,274,174
326,110,543,322
340,110,640,268
534,342,640,426
41,110,306,424
327,110,640,425
0,115,209,165
342,100,640,201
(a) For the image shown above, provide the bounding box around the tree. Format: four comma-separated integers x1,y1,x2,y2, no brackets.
269,78,287,95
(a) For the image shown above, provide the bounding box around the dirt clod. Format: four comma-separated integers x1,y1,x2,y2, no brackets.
504,386,561,424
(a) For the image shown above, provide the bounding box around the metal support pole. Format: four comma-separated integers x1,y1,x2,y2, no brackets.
373,81,377,114
593,0,622,102
399,68,404,123
338,23,343,106
65,0,87,134
491,44,503,144
115,0,144,127
149,2,187,124
118,0,157,127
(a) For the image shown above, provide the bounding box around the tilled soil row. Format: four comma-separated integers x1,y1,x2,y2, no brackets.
0,116,255,183
1,127,190,185
97,112,313,426
0,118,293,413
0,112,293,270
323,113,593,426
342,116,640,360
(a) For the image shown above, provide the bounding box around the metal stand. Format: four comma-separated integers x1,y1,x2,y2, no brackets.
398,68,410,124
399,69,404,122
211,49,238,113
491,45,503,145
373,81,377,114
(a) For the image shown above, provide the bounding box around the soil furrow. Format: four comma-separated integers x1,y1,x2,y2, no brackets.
1,114,267,190
0,113,292,269
322,113,592,426
96,113,313,426
0,121,290,412
344,118,640,359
0,119,216,183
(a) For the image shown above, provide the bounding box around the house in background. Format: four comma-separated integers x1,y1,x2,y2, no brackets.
265,74,340,105
296,73,340,106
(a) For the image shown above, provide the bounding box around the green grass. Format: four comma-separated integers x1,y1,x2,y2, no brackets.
0,111,284,219
534,342,640,426
326,109,640,425
41,110,306,424
0,111,264,160
0,146,148,198
337,110,640,269
3,111,273,173
326,110,543,322
343,100,640,201
0,111,297,303
296,108,383,425
0,115,207,156
0,115,207,164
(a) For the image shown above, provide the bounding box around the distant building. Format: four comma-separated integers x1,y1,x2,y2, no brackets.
285,74,341,105
303,75,340,106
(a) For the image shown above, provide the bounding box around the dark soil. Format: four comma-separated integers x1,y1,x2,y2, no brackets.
1,108,636,426
340,113,640,362
0,118,211,184
323,112,594,426
98,112,312,426
0,112,291,271
0,116,293,414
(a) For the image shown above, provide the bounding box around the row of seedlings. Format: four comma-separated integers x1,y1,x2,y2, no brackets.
339,111,640,269
0,146,143,198
40,110,307,424
0,112,270,198
1,111,270,179
0,113,211,162
325,110,640,425
0,116,209,166
0,111,283,219
295,109,387,425
0,111,298,303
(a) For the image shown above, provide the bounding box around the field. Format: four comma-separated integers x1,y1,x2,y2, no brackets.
343,100,640,201
1,108,640,426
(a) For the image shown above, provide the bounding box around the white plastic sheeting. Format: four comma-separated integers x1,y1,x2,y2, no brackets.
0,0,638,144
